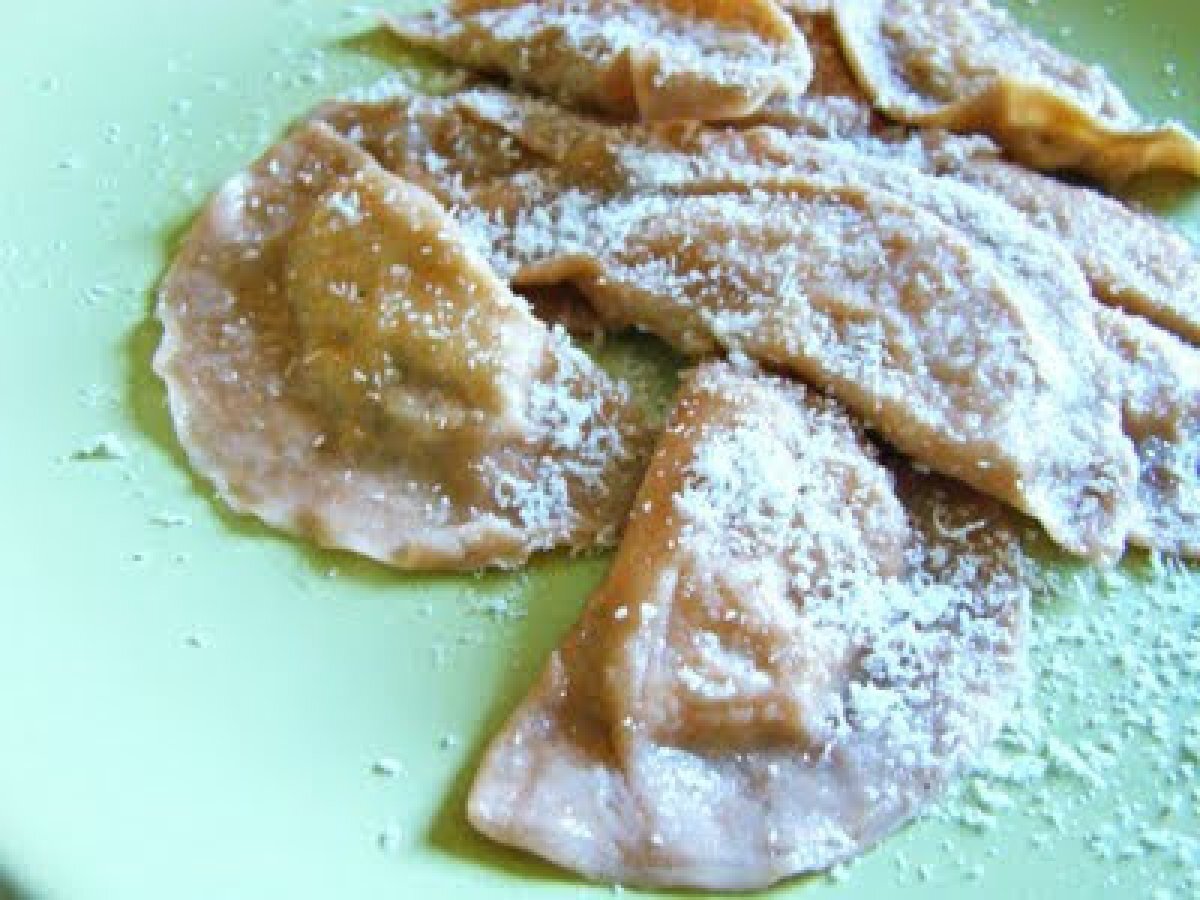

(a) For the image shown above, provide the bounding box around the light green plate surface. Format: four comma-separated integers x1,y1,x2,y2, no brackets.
1,2,1198,898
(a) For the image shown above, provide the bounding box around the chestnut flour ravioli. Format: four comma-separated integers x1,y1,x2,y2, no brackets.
456,87,1198,560
465,172,1137,562
309,86,557,206
742,9,885,141
1095,309,1200,558
150,0,1200,889
155,122,649,570
831,0,1200,181
385,0,812,123
950,157,1200,347
470,361,1029,889
309,81,1200,559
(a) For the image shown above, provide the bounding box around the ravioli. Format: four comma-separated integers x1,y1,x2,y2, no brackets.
469,361,1029,890
385,0,812,123
153,11,1200,891
317,86,1200,560
830,0,1200,181
839,165,1196,559
310,87,552,205
951,157,1200,347
155,123,649,570
1097,309,1200,558
461,169,1136,562
768,150,1198,558
457,88,1200,559
743,10,882,140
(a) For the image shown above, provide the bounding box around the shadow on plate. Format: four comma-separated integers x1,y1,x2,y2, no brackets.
0,868,38,900
1123,170,1200,217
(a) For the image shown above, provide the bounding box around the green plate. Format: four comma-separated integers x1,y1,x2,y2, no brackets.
1,2,1197,898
